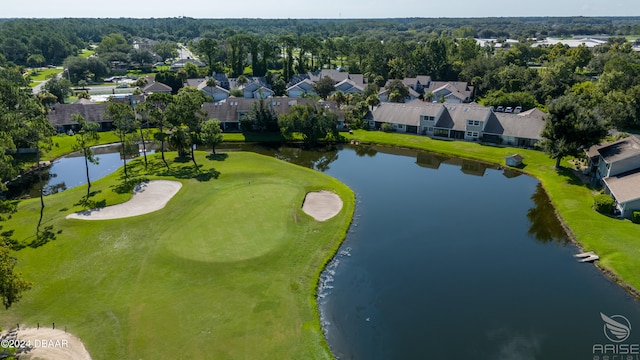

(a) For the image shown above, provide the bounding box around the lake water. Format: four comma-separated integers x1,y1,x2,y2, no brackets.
309,145,640,360
18,142,640,358
7,143,154,199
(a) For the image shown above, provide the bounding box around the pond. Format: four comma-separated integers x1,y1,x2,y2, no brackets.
221,143,640,359
309,145,640,359
15,141,640,358
7,143,155,199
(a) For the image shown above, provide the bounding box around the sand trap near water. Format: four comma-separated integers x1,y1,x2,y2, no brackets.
301,191,343,221
0,327,91,360
66,180,182,220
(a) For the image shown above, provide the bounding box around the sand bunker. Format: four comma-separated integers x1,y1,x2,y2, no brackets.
0,327,91,360
66,180,182,220
301,191,343,221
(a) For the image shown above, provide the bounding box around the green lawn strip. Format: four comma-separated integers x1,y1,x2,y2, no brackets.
222,132,287,142
43,131,160,161
26,68,62,82
3,151,354,359
348,129,640,293
79,49,95,58
43,133,121,161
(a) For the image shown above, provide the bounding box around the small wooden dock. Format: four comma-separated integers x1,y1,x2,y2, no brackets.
574,251,600,263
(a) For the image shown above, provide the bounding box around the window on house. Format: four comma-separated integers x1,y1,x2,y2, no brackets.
467,131,473,136
427,127,434,132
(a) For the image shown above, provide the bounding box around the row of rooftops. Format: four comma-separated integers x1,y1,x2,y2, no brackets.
46,97,343,128
370,100,546,140
286,69,473,102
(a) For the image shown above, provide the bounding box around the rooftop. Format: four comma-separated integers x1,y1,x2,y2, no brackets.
597,136,640,163
603,168,640,203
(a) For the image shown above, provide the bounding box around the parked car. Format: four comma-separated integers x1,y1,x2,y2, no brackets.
514,106,522,114
505,107,513,113
496,106,504,112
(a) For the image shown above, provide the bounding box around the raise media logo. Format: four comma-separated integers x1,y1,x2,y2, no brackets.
601,312,632,343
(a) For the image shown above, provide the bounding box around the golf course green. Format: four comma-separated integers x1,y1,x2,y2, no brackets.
1,151,354,359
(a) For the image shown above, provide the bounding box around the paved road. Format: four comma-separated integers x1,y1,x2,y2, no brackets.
177,44,196,60
31,68,64,95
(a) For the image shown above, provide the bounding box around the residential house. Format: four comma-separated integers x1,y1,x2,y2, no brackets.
286,79,317,98
143,81,172,94
227,77,273,99
370,101,544,146
202,97,318,131
424,81,473,103
586,136,640,218
603,169,640,219
47,103,111,133
239,82,274,99
378,82,420,103
379,77,473,104
287,70,367,98
187,78,230,102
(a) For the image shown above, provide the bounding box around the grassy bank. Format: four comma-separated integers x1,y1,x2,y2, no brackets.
347,129,640,294
2,151,354,359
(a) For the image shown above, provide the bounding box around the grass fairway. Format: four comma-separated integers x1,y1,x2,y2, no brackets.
2,151,354,359
348,130,640,294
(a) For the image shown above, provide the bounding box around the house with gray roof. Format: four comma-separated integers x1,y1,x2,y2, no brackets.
202,97,318,131
425,81,473,103
287,79,317,98
586,136,640,218
593,136,640,181
143,81,172,94
370,101,544,146
378,82,420,103
287,70,368,98
47,103,111,133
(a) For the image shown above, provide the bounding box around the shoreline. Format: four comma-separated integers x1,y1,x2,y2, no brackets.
346,130,640,301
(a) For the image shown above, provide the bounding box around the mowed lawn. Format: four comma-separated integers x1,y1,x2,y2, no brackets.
1,151,354,359
348,130,640,293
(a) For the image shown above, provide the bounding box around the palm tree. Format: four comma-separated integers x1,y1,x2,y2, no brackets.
206,77,217,98
331,91,347,108
236,75,248,87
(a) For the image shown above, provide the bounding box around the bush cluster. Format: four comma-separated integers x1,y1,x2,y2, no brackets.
632,211,640,224
593,193,615,215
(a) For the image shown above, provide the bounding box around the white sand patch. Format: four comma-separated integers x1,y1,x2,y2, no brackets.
66,180,182,220
301,191,343,221
0,327,91,360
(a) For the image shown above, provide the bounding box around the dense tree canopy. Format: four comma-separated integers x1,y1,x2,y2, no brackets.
278,104,338,144
539,94,608,168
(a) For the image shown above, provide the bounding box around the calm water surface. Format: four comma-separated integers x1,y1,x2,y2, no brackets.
306,145,640,360
17,142,640,358
8,143,154,198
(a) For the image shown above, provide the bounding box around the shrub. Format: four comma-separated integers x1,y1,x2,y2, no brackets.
633,211,640,224
593,194,615,215
381,123,394,132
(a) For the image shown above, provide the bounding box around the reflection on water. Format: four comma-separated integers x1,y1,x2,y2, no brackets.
310,145,640,360
527,183,570,245
7,143,156,199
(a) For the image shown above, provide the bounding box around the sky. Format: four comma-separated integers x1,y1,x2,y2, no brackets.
3,0,638,18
